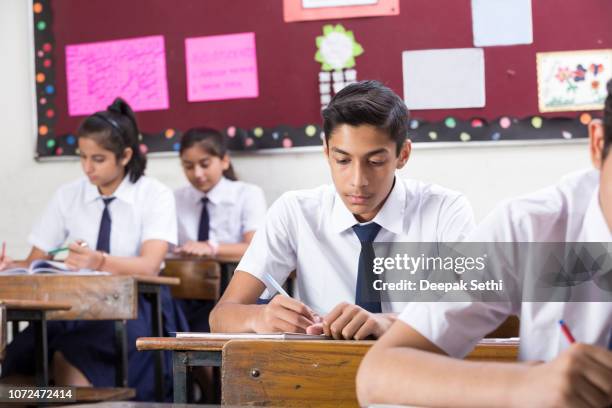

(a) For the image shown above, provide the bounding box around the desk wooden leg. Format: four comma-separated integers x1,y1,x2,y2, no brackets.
114,320,128,387
33,315,49,387
145,290,165,402
173,352,188,403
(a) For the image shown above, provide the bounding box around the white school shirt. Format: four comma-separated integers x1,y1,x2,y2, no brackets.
237,177,476,315
398,169,612,361
174,177,267,245
29,175,177,257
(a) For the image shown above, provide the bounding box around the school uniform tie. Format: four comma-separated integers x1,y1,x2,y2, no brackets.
96,197,116,253
352,222,382,313
198,197,210,241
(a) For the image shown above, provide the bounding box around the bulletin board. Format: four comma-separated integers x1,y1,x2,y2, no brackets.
31,0,612,158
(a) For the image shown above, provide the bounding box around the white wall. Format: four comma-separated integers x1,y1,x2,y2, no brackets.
0,0,592,258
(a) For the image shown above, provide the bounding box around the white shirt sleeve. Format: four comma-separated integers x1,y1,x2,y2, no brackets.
141,184,178,245
399,198,522,358
241,185,267,234
398,301,513,358
28,188,68,253
236,192,297,288
437,194,476,242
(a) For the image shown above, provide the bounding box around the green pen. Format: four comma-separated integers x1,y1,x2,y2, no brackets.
48,241,88,256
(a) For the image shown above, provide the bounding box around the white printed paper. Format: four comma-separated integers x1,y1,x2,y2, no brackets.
402,48,486,110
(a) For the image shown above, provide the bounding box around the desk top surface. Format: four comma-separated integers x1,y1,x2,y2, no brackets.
0,298,72,311
136,336,519,353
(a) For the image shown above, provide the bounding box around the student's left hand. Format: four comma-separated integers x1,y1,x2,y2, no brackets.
306,302,394,340
65,242,103,270
174,241,214,258
0,255,14,271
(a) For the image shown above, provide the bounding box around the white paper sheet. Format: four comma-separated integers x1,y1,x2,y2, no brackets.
302,0,377,8
472,0,533,47
402,48,486,110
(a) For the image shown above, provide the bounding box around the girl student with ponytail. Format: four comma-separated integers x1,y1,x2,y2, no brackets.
0,98,185,401
173,127,266,331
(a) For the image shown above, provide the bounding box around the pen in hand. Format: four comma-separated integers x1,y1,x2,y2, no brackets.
559,320,576,344
48,241,88,256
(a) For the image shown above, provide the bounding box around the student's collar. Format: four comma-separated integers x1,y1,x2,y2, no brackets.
84,174,136,204
579,183,612,242
330,177,405,235
190,177,234,205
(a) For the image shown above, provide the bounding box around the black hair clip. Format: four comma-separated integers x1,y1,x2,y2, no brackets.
93,113,124,137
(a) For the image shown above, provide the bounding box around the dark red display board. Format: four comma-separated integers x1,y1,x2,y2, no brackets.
32,0,612,157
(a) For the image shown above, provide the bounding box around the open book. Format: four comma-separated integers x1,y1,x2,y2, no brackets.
0,259,109,276
175,332,331,340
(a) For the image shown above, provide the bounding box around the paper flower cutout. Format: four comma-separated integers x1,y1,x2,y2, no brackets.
315,24,363,71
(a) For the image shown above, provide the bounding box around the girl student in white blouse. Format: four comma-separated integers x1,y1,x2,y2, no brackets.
0,98,185,401
173,127,266,331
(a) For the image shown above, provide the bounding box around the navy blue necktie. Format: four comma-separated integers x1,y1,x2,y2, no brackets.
96,197,115,253
198,197,210,241
353,222,382,313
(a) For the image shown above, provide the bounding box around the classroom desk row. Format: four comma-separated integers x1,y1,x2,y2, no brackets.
136,336,520,406
0,257,235,403
0,273,180,402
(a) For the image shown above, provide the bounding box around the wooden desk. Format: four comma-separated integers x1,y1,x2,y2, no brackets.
221,339,520,406
0,275,180,401
162,260,221,301
0,275,137,388
0,275,137,320
0,299,71,386
137,337,226,403
136,337,519,404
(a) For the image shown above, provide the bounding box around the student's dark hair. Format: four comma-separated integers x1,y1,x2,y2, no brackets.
603,79,612,159
321,80,409,155
179,127,237,181
77,97,146,183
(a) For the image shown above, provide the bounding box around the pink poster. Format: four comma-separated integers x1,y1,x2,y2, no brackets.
185,32,259,102
65,35,169,116
283,0,399,22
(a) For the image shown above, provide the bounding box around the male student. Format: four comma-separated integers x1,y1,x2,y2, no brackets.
210,80,475,340
356,81,612,407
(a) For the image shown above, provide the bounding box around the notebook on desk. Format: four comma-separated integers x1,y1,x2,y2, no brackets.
175,332,331,340
0,259,109,276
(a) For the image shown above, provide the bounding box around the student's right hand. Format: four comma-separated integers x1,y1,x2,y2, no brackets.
511,343,612,408
253,295,319,333
0,255,13,271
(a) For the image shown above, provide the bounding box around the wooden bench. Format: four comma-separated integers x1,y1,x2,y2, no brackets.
221,339,519,406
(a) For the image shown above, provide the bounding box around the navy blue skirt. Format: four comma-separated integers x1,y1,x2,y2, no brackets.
176,299,215,333
1,286,187,402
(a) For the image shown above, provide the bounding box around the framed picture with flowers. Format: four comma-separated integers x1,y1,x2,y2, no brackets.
537,49,612,112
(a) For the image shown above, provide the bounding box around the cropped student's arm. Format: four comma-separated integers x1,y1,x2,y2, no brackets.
0,246,51,270
357,320,612,408
210,271,317,333
64,239,168,276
